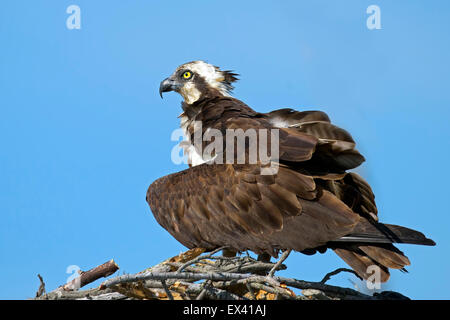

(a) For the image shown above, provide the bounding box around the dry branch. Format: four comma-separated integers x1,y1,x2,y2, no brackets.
35,259,119,300
35,274,46,298
34,249,409,300
320,268,362,284
62,259,119,291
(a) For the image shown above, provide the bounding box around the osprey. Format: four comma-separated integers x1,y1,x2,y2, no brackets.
147,60,435,282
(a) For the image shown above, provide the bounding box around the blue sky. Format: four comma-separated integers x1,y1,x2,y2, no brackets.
1,0,449,299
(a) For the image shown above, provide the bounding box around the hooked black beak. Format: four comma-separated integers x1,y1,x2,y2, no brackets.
159,77,178,98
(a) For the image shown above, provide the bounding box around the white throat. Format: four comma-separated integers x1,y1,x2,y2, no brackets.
179,82,202,104
179,115,209,166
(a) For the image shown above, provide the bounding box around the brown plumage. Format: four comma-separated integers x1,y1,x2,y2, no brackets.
149,61,435,282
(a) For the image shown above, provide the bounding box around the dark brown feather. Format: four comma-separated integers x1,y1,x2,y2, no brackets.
148,92,435,282
333,247,391,282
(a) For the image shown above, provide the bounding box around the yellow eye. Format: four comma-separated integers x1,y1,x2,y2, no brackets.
183,71,192,79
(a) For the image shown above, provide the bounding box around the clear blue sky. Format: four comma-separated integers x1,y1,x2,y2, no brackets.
1,0,449,299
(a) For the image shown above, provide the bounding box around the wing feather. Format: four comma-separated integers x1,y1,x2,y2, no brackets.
147,163,360,255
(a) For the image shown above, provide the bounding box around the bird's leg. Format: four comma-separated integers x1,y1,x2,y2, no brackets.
257,253,271,263
250,253,272,276
219,248,237,268
222,248,237,258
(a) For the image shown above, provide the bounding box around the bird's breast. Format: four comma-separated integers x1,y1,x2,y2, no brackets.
179,115,216,167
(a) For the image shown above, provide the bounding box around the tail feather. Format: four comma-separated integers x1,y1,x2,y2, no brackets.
333,246,391,282
335,221,436,246
331,222,435,282
359,245,410,269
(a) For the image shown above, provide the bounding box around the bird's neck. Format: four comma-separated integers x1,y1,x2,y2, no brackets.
177,96,259,167
180,96,258,125
181,95,221,120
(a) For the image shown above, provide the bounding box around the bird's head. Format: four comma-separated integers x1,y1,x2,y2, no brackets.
159,61,239,104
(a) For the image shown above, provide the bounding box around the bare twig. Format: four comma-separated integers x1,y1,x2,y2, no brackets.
195,289,207,300
275,276,372,299
249,282,294,300
35,287,128,300
320,267,363,284
302,289,331,300
103,270,255,287
160,279,174,300
268,249,291,277
33,249,409,301
245,283,256,300
63,259,119,291
35,274,46,298
186,283,245,300
177,247,226,272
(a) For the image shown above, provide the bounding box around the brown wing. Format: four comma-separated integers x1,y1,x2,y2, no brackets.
146,163,360,257
318,172,379,221
187,101,321,165
264,108,365,173
264,108,331,125
183,99,360,170
222,116,319,163
149,101,435,282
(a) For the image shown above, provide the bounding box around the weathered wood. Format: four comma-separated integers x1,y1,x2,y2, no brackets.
62,259,119,291
33,249,410,300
